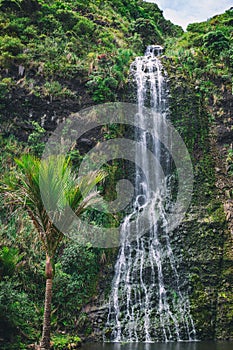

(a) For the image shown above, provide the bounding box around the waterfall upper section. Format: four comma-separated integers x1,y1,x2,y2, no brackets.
105,45,196,342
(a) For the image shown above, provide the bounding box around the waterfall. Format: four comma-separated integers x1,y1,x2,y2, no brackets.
105,45,196,342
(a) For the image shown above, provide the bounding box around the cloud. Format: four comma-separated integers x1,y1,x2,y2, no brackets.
144,0,233,29
162,8,197,29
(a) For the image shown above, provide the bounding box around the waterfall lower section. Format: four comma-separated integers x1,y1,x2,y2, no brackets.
105,46,196,342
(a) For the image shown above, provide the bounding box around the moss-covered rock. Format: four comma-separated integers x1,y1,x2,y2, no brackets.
164,14,233,337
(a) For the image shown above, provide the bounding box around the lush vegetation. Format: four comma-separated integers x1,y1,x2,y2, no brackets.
164,8,233,195
0,0,233,348
164,9,233,339
0,0,181,111
165,9,232,94
0,1,181,348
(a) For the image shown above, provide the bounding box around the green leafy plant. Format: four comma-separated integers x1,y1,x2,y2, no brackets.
0,35,24,66
0,246,22,278
28,121,46,156
203,30,229,55
51,334,81,350
2,154,106,349
43,80,76,100
133,17,163,46
226,148,233,175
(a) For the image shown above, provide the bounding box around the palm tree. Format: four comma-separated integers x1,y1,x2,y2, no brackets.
2,154,106,350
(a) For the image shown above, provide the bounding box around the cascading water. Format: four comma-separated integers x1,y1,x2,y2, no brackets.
105,45,196,342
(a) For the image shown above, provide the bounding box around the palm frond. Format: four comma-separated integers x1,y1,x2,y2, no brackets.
2,153,107,256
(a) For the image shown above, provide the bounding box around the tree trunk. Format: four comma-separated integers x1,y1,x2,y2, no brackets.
40,255,53,350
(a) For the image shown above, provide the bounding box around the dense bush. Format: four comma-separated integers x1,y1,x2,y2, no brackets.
133,18,163,46
0,0,181,104
6,1,233,349
203,30,229,55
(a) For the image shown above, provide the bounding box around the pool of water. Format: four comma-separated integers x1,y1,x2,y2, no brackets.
82,342,233,350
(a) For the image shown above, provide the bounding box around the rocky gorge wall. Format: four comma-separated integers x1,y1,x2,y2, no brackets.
77,55,233,342
166,63,233,340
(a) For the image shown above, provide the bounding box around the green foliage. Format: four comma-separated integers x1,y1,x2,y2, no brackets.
0,0,23,11
2,154,106,257
43,80,76,100
0,135,24,175
133,18,163,46
73,16,95,36
5,0,233,347
86,48,134,102
0,246,22,278
163,12,233,207
203,30,229,55
165,9,233,108
0,77,12,99
0,177,43,346
52,242,100,328
1,149,107,346
0,0,180,103
0,34,24,66
0,279,40,344
51,334,81,350
226,148,233,175
61,243,98,278
55,9,79,31
164,13,233,340
27,121,46,156
0,35,24,55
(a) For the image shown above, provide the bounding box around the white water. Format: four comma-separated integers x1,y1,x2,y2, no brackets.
106,46,196,342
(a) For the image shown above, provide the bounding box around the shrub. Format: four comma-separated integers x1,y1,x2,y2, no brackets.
55,9,79,31
73,17,95,36
51,334,81,350
27,121,46,156
0,246,22,278
0,77,12,99
0,35,24,55
133,18,163,46
37,14,62,33
42,80,75,100
0,279,39,345
203,30,229,55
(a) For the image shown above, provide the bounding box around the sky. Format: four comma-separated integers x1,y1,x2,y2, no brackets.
144,0,233,30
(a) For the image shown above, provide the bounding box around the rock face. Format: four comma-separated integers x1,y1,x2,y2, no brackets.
79,58,233,342
64,57,233,342
1,59,232,343
76,261,116,342
209,87,233,340
160,60,233,340
0,66,92,141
